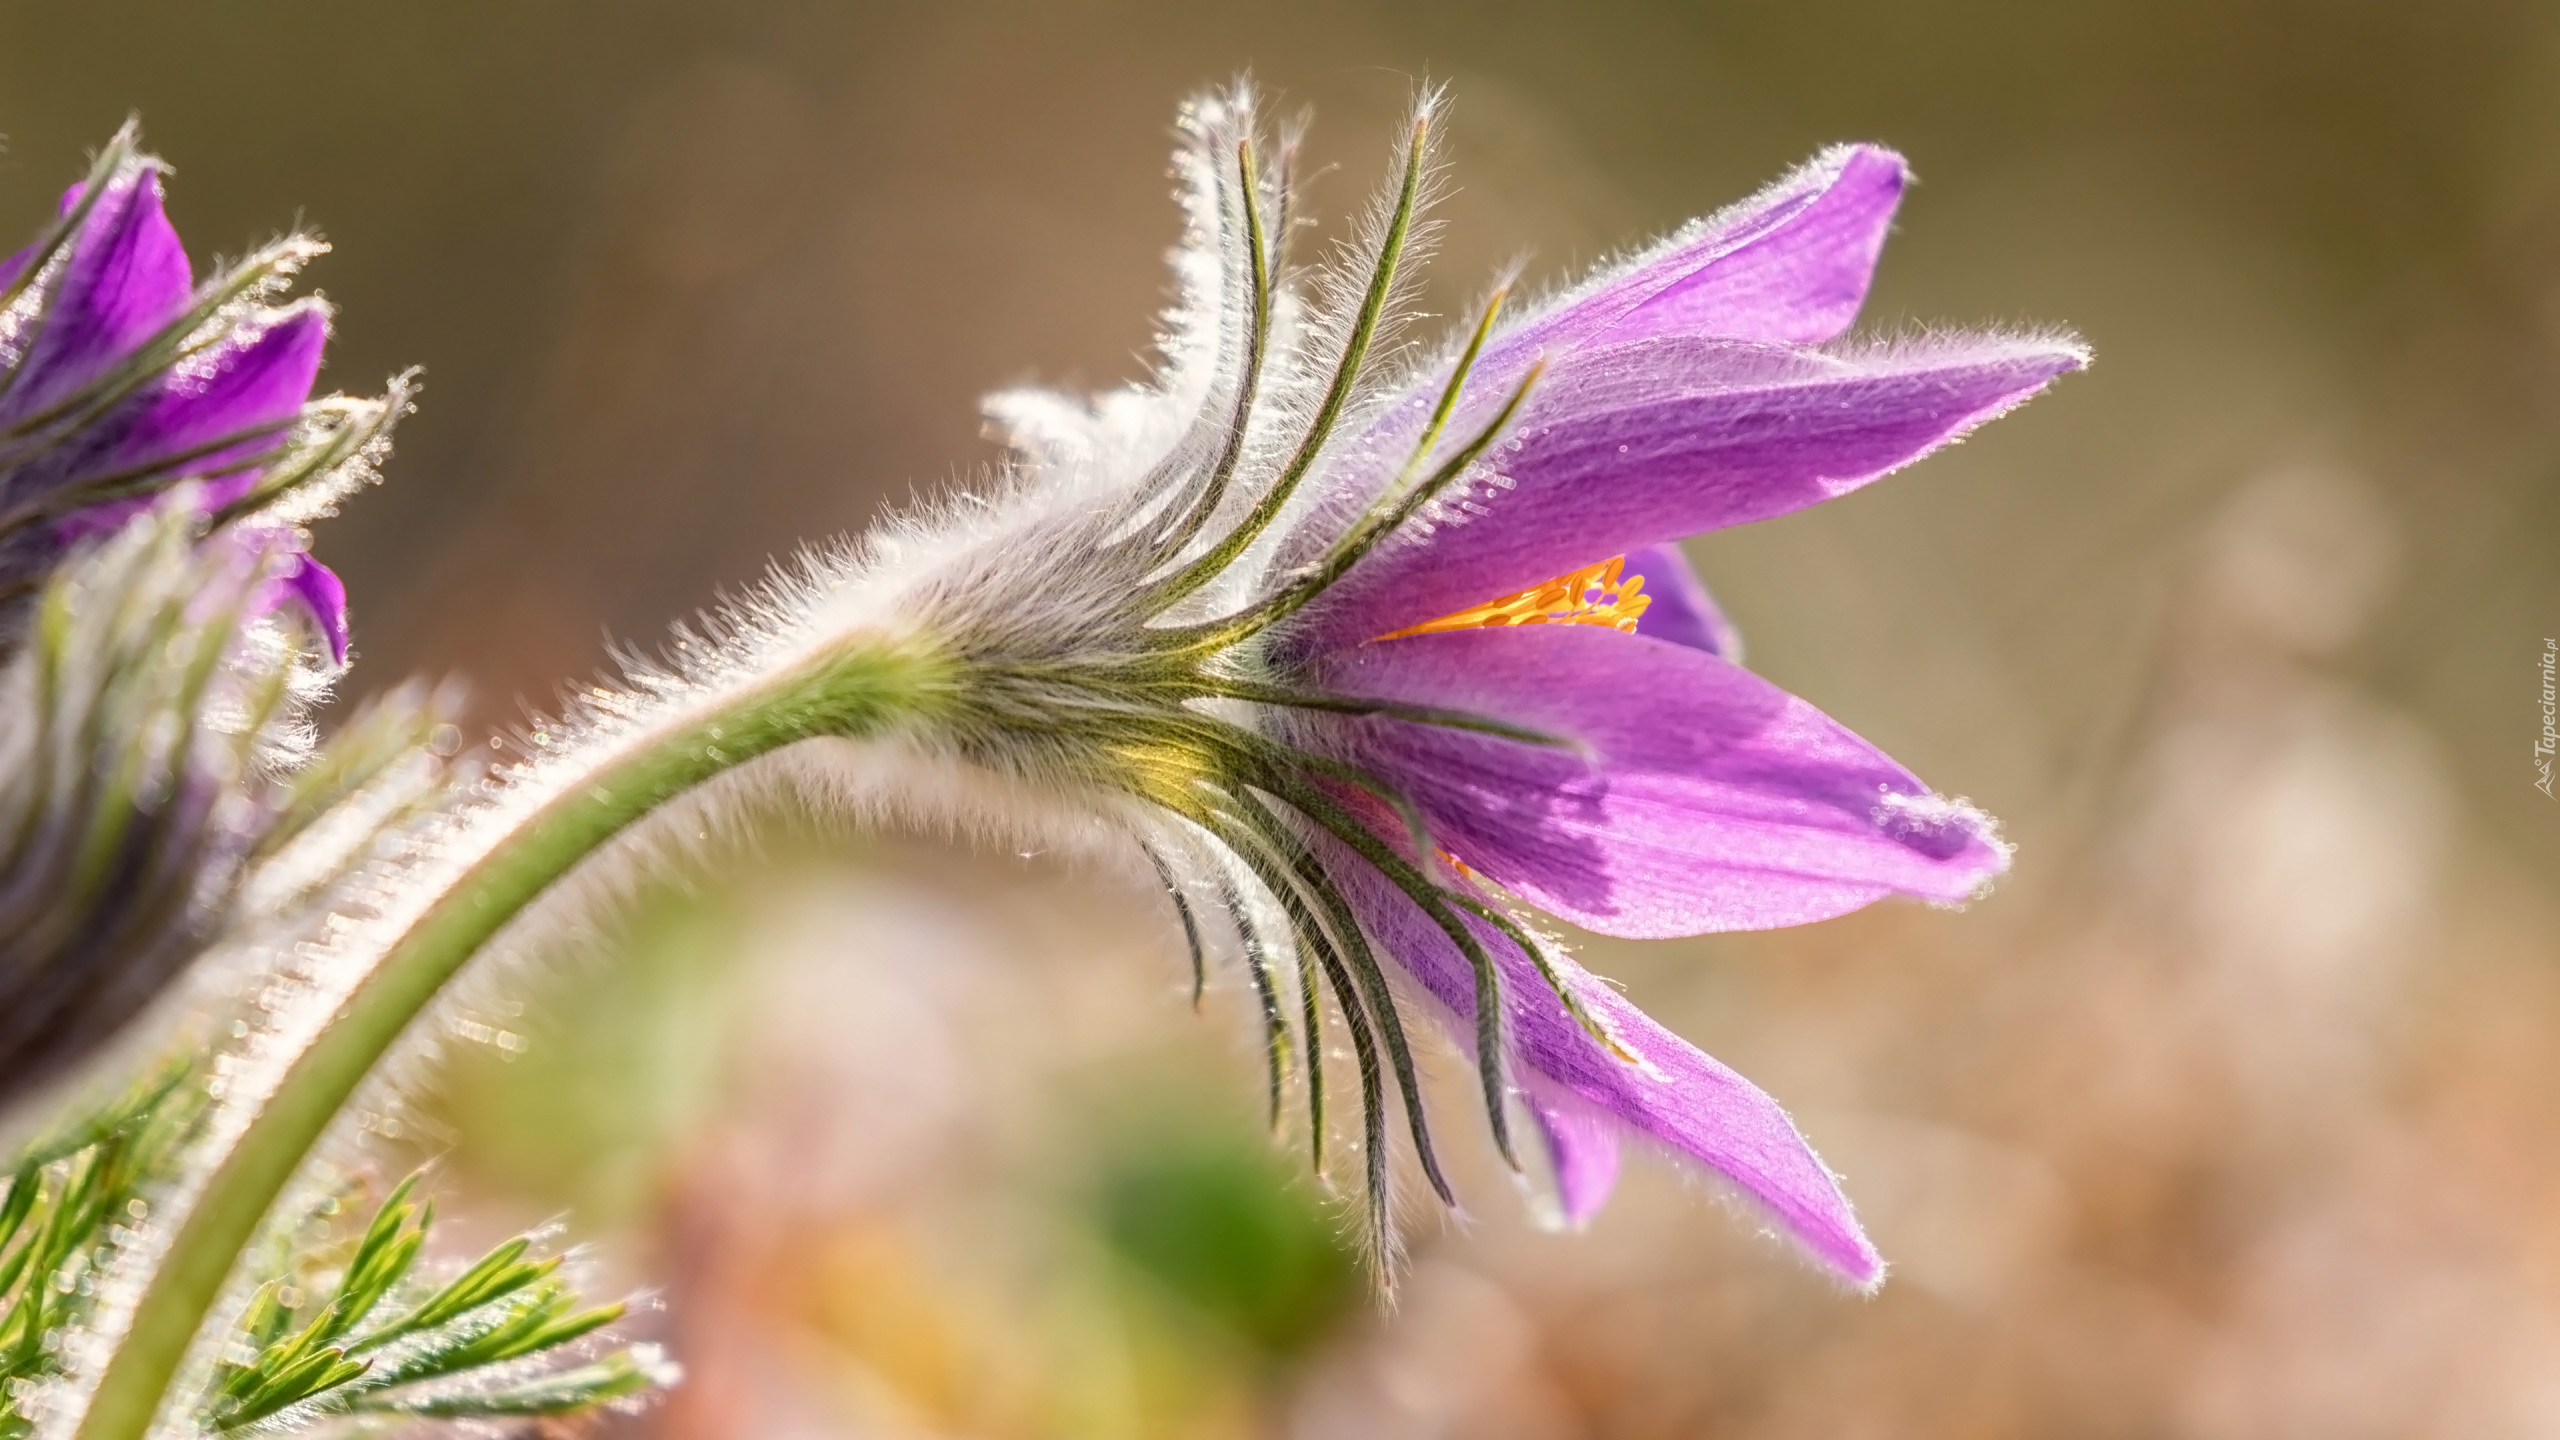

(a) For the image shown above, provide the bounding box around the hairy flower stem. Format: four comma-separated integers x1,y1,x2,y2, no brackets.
73,634,952,1440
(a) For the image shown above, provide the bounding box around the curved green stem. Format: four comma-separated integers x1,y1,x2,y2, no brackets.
74,634,950,1440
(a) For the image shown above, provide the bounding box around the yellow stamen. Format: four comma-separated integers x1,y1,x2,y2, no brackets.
1378,555,1652,641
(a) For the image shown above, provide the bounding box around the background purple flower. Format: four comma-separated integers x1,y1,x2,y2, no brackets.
0,130,412,1107
0,126,349,659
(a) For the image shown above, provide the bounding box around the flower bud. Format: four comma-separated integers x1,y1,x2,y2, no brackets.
0,510,304,1106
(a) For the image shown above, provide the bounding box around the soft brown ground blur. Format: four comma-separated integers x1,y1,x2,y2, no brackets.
8,2,2560,1435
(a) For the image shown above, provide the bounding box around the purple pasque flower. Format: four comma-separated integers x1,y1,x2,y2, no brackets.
0,124,371,662
1255,144,2078,1281
925,87,2080,1285
0,129,411,1105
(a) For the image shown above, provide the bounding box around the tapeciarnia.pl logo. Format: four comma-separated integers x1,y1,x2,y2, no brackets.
2538,638,2556,798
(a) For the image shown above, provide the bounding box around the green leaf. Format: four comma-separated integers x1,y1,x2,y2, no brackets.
211,1345,372,1429
197,1173,658,1434
352,1236,551,1351
353,1351,662,1419
0,1070,205,1440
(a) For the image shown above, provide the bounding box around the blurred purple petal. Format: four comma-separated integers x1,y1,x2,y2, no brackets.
1299,334,2084,649
1328,848,1882,1285
0,168,193,426
0,147,346,624
268,550,349,663
1526,1084,1623,1228
1311,624,2009,938
104,302,328,505
1621,541,1740,659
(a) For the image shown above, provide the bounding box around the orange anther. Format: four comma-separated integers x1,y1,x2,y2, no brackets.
1377,555,1652,641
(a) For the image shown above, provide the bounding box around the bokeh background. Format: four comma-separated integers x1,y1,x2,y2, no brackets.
9,1,2560,1434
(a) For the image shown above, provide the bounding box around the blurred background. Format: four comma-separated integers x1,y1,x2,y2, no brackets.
8,1,2560,1434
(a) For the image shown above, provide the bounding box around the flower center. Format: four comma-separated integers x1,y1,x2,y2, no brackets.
1377,555,1652,641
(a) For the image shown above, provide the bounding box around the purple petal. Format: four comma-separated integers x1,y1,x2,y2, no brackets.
0,166,194,426
1301,145,1911,557
1375,144,1907,434
1525,1082,1622,1228
1295,334,2084,651
1326,847,1881,1285
103,302,328,504
1555,143,1910,350
1307,624,2010,938
267,550,349,663
1620,542,1740,659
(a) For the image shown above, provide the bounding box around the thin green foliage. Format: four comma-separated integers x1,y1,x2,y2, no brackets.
0,1069,204,1440
204,1170,648,1431
1,1081,646,1439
